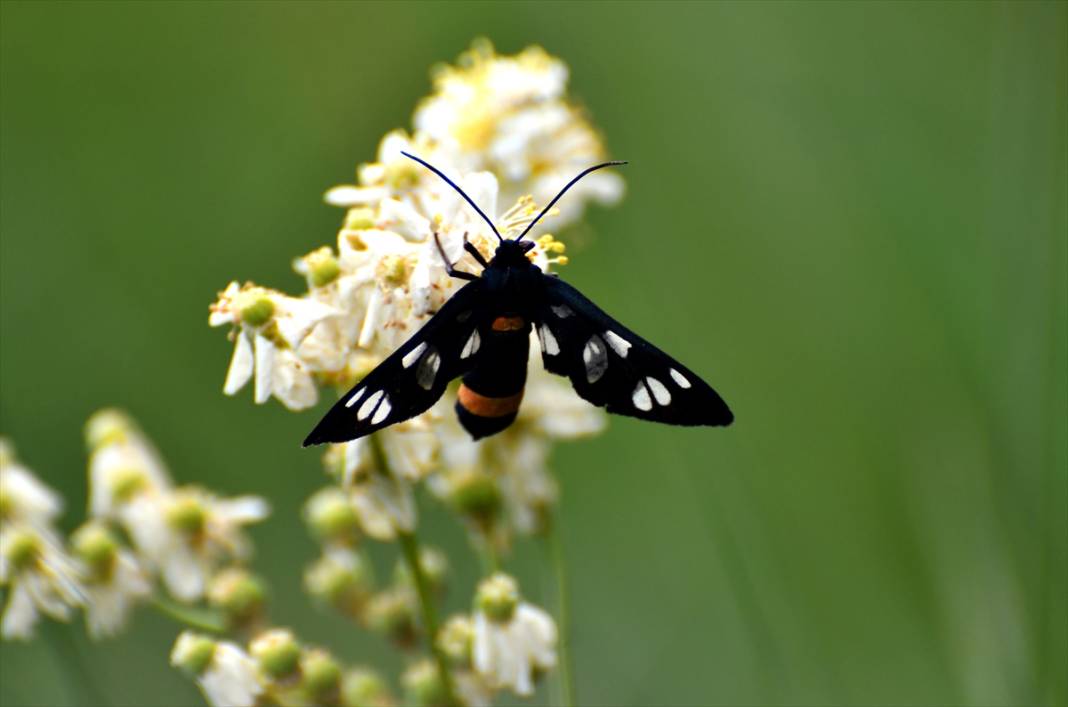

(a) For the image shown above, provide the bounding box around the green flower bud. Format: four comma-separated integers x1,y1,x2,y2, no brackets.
449,470,501,520
166,493,207,535
401,660,446,707
250,628,301,681
171,632,217,676
344,208,376,231
109,466,148,502
301,648,342,700
84,408,131,451
311,259,341,288
4,529,40,572
299,247,342,288
305,488,358,543
71,523,118,581
304,551,371,616
365,589,417,647
207,568,266,626
341,667,392,707
476,573,519,623
437,615,474,667
240,296,275,328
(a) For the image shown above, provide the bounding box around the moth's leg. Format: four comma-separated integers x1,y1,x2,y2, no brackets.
462,232,491,269
434,231,478,281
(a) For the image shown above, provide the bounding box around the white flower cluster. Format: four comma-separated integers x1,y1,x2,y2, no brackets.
85,409,269,606
436,573,558,701
211,41,618,549
0,439,84,639
172,627,398,707
0,410,269,642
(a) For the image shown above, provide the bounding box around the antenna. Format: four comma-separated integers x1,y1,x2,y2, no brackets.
400,152,502,241
515,161,627,241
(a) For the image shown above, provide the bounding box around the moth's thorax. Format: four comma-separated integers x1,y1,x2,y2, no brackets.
481,240,543,316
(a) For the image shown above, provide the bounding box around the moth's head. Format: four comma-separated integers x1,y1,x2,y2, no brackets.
493,238,536,265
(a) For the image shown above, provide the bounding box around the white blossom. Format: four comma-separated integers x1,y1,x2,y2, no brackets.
80,548,151,640
124,487,268,601
84,409,173,520
413,40,623,227
210,282,338,410
172,632,264,707
471,574,557,697
0,439,62,532
0,528,84,640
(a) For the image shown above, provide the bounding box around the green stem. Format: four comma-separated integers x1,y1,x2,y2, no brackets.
547,521,575,707
370,432,459,706
398,529,460,707
150,596,227,634
478,531,500,576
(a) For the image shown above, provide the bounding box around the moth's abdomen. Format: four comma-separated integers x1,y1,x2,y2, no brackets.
455,317,530,440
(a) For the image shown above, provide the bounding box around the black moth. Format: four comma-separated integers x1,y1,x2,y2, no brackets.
303,153,733,446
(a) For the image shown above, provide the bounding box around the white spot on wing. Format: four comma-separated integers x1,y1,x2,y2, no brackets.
344,387,366,408
402,342,427,368
539,324,560,356
583,335,608,383
358,390,383,421
461,329,480,359
632,382,652,411
604,330,632,358
551,304,573,319
371,395,391,424
670,368,692,389
416,347,441,390
647,377,671,405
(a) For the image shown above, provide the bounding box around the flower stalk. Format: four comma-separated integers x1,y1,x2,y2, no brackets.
371,431,459,705
547,521,575,707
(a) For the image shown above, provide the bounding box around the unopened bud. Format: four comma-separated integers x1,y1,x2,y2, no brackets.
437,615,474,667
207,568,266,627
476,573,519,623
171,631,217,676
300,648,341,701
304,488,358,543
71,523,119,581
401,660,446,707
250,628,301,681
84,408,132,451
341,667,392,707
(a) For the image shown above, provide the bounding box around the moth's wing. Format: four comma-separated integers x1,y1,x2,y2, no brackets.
534,275,733,426
303,281,487,446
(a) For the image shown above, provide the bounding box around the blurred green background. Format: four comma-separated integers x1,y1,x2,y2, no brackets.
2,2,1065,705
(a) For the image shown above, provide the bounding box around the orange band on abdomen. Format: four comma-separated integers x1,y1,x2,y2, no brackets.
457,384,524,418
491,315,526,332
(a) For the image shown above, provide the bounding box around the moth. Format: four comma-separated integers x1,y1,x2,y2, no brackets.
303,153,733,446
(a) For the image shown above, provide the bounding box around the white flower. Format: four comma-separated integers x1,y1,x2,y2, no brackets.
471,573,557,697
413,40,623,227
81,549,151,640
0,439,62,532
172,632,264,707
84,409,173,520
210,281,338,410
71,522,152,640
0,528,84,640
124,487,268,601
